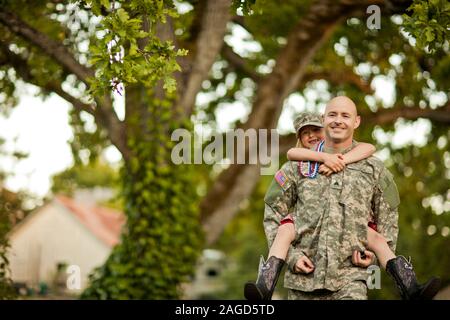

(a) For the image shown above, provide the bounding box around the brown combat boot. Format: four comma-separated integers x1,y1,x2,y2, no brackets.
244,255,285,300
386,256,441,300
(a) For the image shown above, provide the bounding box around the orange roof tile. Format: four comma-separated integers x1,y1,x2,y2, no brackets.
55,195,126,247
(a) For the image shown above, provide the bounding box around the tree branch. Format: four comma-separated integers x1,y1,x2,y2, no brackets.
0,9,94,83
0,10,131,161
177,0,232,117
0,43,93,114
365,103,450,125
230,15,246,30
222,44,261,82
302,68,373,94
0,44,130,160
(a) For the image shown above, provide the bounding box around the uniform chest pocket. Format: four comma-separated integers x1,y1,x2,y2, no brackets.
297,176,326,204
339,164,374,209
296,177,327,227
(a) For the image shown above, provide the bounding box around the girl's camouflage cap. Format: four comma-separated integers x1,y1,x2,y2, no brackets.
293,112,323,137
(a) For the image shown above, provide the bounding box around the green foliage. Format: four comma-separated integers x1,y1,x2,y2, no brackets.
245,0,312,58
0,242,16,300
232,0,256,16
51,159,119,195
403,0,450,52
0,140,29,299
85,0,186,96
0,0,74,110
0,187,23,300
0,211,16,300
68,108,111,166
370,135,450,299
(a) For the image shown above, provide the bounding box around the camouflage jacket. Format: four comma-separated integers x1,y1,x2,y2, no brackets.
263,143,400,292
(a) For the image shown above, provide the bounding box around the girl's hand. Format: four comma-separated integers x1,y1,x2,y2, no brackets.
319,164,333,177
322,153,345,172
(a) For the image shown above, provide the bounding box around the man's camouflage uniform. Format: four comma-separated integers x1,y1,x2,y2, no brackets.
263,142,400,300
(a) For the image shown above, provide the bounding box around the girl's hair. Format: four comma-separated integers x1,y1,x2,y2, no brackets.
296,126,305,148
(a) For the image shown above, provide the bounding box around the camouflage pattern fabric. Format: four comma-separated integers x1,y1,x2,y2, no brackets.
287,280,368,300
263,141,400,297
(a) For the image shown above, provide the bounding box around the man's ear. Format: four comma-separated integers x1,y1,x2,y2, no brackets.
354,115,361,129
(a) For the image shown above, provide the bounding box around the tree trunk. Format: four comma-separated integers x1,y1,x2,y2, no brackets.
81,87,203,299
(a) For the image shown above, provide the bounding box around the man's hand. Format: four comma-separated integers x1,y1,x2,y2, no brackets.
352,250,375,267
294,255,315,274
321,153,345,172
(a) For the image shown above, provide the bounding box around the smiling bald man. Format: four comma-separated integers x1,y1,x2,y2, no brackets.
263,96,401,300
322,96,360,150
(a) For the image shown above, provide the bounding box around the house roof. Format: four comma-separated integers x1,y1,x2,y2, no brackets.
55,195,125,247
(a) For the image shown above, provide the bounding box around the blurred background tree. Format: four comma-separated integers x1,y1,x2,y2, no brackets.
0,137,32,299
0,0,448,299
51,159,119,196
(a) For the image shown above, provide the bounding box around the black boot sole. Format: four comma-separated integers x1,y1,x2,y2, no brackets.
244,282,264,300
419,277,441,300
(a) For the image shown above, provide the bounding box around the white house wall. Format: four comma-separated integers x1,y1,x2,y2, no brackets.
8,201,113,290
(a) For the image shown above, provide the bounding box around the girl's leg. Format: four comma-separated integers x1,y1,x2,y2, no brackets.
268,221,296,260
366,227,395,270
245,217,295,300
366,226,441,300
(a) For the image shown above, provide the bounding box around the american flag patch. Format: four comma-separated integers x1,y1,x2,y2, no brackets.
275,170,288,188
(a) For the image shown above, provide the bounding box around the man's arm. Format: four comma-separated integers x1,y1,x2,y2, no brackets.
372,167,400,253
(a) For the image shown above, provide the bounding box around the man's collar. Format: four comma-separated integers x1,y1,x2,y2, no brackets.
322,140,358,154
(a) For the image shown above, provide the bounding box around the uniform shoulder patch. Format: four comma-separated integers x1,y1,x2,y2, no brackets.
275,170,289,190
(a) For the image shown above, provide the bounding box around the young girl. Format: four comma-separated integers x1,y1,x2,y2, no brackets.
244,111,440,300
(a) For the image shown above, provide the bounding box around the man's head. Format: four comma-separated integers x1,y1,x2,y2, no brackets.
293,112,324,148
323,96,360,145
